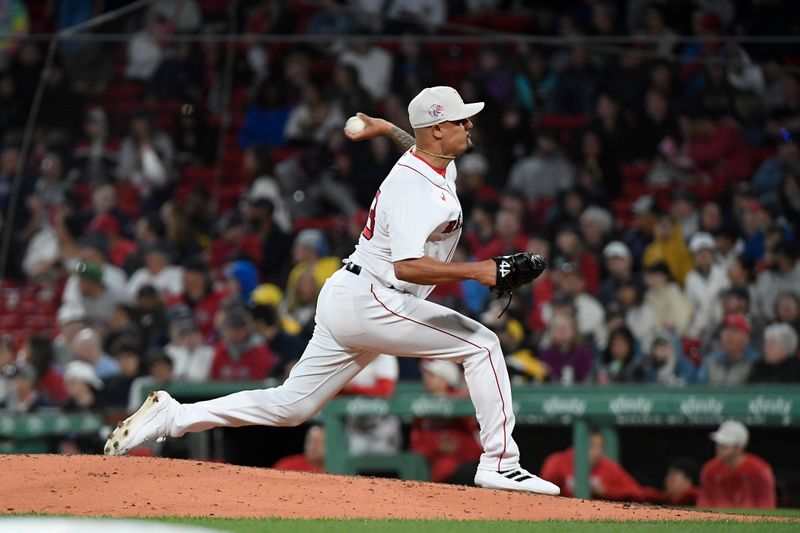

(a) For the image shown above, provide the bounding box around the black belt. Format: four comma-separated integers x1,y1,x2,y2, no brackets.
345,262,362,275
344,262,396,290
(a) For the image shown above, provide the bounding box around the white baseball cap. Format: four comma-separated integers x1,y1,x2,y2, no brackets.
689,232,716,253
710,420,749,447
603,241,632,261
421,359,462,388
408,86,484,129
64,360,104,390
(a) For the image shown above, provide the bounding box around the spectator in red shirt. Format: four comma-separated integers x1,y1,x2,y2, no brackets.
540,430,660,501
211,304,276,381
464,201,499,258
209,210,263,269
165,256,228,339
21,334,67,405
273,425,326,473
698,420,776,509
472,209,528,261
88,214,137,269
410,360,483,483
682,110,754,183
661,458,700,506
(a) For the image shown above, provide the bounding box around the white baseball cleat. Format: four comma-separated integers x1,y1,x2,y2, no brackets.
104,391,177,456
474,468,561,495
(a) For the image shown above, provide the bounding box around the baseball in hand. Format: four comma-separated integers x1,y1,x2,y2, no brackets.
345,115,366,135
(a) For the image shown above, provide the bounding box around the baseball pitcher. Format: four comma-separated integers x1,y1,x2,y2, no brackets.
105,86,557,494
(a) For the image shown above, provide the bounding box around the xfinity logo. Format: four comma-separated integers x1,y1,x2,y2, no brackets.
609,396,653,415
543,397,586,416
345,398,389,417
680,397,724,417
748,396,792,416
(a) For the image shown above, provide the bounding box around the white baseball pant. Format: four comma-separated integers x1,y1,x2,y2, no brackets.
168,267,521,472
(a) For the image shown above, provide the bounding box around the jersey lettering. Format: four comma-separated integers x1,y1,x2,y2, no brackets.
362,189,382,240
442,212,463,234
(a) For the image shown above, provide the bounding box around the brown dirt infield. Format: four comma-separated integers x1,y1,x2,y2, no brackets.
0,455,771,521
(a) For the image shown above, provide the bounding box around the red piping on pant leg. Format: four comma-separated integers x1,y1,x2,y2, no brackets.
369,285,507,471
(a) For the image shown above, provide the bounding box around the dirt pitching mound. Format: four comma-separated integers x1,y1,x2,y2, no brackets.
0,455,768,521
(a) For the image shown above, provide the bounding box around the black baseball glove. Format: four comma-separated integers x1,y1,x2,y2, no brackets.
490,252,547,296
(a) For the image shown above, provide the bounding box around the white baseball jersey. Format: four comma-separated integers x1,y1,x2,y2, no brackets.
347,148,463,299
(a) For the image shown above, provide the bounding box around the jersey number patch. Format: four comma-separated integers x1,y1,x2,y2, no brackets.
361,189,382,240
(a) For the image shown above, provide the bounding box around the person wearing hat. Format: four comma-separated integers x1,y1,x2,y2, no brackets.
106,86,560,495
698,420,776,509
698,314,761,386
211,304,276,381
62,232,128,307
643,261,694,336
684,232,730,339
63,360,105,412
165,318,214,382
53,302,88,368
224,259,260,305
1,363,51,413
597,241,643,308
701,286,764,356
250,283,302,335
410,360,483,483
126,240,184,299
72,261,129,330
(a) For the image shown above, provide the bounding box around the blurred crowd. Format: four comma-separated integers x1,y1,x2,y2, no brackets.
0,0,799,491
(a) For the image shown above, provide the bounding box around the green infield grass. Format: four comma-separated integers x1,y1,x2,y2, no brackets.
115,515,800,533
4,512,799,533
